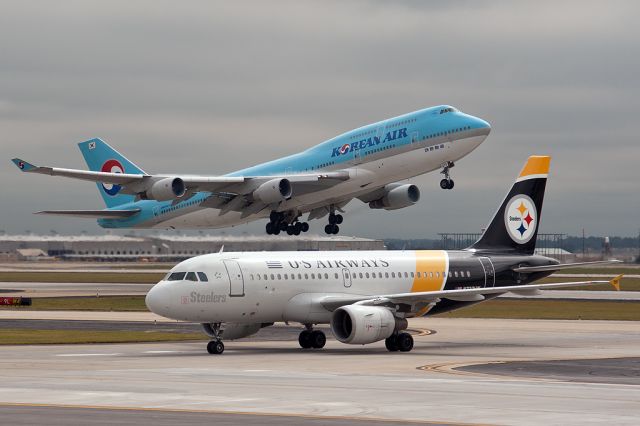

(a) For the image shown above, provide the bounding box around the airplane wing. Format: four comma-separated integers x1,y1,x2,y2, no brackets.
12,158,349,201
319,275,623,312
512,260,622,273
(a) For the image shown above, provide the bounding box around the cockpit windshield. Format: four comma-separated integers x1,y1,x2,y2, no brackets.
164,271,209,282
167,272,186,281
439,107,457,114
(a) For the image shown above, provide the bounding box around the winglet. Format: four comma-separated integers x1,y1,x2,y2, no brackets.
609,274,623,291
11,158,38,172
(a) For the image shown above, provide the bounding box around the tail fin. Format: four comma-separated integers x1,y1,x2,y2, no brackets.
77,138,146,208
468,156,551,255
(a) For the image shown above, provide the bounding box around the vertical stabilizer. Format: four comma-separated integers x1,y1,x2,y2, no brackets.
468,156,551,255
77,138,146,208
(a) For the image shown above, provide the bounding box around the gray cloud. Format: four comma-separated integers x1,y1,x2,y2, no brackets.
1,0,638,238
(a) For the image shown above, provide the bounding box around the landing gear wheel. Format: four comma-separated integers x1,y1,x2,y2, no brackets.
279,222,288,231
310,330,326,349
332,225,339,234
385,335,399,352
335,214,343,224
440,179,450,190
397,332,414,352
447,180,454,189
328,213,337,225
301,222,309,233
266,223,274,235
324,224,333,234
298,330,312,349
286,226,294,235
207,340,225,355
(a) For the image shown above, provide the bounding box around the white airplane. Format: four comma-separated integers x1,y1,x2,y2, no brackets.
145,156,622,354
13,105,490,235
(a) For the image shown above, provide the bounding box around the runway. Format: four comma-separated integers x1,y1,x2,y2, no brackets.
0,317,638,425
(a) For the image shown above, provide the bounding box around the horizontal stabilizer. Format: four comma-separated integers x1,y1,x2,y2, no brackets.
35,209,140,219
512,260,622,273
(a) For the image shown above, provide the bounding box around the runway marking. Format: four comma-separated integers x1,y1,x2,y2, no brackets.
0,402,488,426
56,353,122,357
408,328,436,337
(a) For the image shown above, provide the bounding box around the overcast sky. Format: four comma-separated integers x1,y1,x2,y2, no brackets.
1,1,638,238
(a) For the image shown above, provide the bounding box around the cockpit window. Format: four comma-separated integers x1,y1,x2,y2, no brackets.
197,272,208,282
439,107,456,114
185,272,198,282
167,272,186,281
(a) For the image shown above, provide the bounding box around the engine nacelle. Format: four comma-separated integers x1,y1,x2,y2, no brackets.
142,177,186,201
253,178,292,204
369,184,420,210
330,305,398,345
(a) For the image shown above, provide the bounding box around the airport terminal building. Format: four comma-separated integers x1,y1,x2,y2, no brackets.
0,234,385,261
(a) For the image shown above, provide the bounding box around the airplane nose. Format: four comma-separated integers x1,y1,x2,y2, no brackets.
475,117,491,135
145,282,170,316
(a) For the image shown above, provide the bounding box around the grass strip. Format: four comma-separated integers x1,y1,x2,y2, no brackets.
0,329,205,345
437,299,640,321
5,296,149,311
0,272,163,283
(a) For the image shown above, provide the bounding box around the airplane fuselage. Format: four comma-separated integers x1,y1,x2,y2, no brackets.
146,249,556,325
98,105,490,229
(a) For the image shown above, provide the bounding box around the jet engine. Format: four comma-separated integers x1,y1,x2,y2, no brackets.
141,177,186,201
330,305,404,345
253,178,292,204
368,183,420,210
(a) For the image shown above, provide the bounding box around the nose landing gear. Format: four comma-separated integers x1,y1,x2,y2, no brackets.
205,322,225,355
439,161,455,190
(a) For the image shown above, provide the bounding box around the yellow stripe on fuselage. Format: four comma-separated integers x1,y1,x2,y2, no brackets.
411,250,448,293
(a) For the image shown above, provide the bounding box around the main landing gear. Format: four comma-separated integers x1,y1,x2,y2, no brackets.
206,323,225,355
439,161,455,190
266,211,310,236
298,325,326,349
324,212,343,235
384,332,414,352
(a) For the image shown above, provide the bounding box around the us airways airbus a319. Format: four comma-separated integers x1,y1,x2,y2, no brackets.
144,156,622,354
13,105,490,235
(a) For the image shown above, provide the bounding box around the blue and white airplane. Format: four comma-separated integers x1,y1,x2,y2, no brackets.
12,105,490,235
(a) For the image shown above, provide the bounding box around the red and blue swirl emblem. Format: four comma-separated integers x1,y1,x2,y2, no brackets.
101,159,124,196
339,144,350,155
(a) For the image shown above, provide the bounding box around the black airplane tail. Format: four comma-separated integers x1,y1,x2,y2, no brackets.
468,156,551,255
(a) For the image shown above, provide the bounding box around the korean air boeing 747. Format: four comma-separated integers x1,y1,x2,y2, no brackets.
13,105,490,235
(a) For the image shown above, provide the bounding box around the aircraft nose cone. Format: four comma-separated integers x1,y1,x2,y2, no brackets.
145,283,170,316
475,117,491,135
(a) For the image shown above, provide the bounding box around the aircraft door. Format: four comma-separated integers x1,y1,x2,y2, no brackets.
342,268,352,288
223,260,245,297
478,257,495,287
411,131,419,143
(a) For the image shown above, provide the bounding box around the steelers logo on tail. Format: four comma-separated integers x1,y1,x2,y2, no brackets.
101,159,124,196
504,194,537,244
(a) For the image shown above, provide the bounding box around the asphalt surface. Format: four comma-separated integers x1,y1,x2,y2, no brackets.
1,317,639,425
459,357,640,385
0,405,441,426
